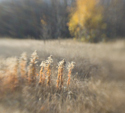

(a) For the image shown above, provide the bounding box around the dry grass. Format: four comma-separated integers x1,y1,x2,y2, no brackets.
0,38,125,113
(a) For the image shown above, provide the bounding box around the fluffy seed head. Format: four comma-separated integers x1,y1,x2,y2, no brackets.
67,62,75,71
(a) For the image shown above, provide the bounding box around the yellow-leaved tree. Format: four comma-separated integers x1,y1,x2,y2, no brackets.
68,0,106,42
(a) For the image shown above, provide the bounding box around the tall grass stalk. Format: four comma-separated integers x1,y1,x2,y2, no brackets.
19,52,27,79
39,61,46,84
67,62,75,87
56,59,66,89
46,56,53,86
28,50,38,83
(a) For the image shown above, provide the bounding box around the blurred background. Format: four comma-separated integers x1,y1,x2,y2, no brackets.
0,0,124,42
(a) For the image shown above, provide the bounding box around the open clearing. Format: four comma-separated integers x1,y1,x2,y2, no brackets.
0,38,125,113
0,38,125,80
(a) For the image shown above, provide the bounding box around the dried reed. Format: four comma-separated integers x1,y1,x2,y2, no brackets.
56,59,66,89
45,55,53,86
28,50,38,83
39,61,46,84
1,51,75,91
67,62,75,87
19,52,27,79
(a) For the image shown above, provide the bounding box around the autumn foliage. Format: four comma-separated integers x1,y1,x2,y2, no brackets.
68,0,106,42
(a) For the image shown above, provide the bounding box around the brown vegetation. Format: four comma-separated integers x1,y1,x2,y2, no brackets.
0,39,125,113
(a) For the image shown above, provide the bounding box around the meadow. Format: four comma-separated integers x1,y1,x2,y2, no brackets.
0,38,125,113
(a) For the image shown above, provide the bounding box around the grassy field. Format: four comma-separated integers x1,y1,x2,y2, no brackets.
0,38,125,113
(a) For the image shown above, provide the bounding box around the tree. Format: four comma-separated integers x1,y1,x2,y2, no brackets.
0,0,71,39
68,0,106,42
101,0,125,38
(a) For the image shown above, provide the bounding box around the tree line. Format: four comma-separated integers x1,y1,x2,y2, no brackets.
0,0,125,42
